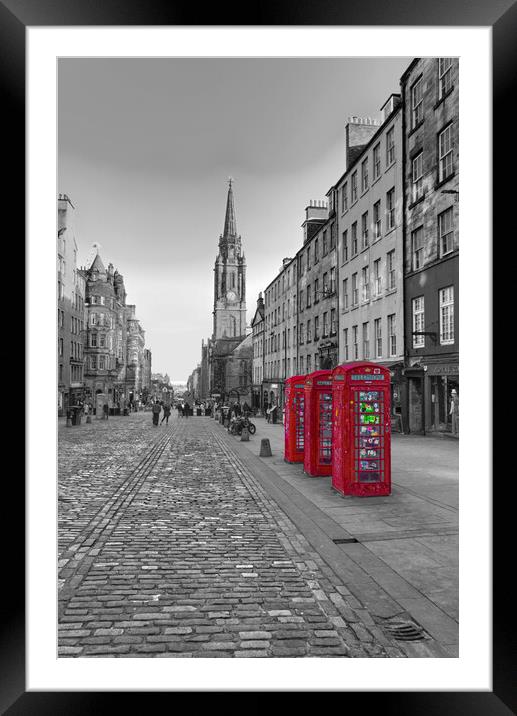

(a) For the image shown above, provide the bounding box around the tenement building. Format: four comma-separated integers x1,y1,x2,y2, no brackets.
202,180,253,405
336,105,405,421
263,256,298,411
400,58,459,434
297,196,339,377
250,293,265,412
57,194,87,415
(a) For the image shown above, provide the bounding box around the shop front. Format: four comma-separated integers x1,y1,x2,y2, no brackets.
403,360,458,435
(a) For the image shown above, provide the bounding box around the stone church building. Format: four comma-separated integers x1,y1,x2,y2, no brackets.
198,181,252,405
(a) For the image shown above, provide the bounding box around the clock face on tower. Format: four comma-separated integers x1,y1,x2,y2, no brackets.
226,290,237,302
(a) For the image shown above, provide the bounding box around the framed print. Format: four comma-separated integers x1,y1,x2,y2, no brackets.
4,0,511,710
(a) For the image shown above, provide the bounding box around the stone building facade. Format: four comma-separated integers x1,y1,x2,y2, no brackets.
401,58,459,434
251,293,265,411
336,103,405,419
125,304,146,402
263,257,298,410
296,196,339,377
57,194,87,415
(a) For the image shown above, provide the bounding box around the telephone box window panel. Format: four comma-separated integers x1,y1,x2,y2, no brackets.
295,394,305,451
318,391,332,464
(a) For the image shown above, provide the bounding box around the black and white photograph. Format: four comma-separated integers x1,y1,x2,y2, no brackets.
56,54,460,660
17,17,496,701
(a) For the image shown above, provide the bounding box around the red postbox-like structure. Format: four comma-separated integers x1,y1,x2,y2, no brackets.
303,370,333,476
284,375,307,463
332,362,391,496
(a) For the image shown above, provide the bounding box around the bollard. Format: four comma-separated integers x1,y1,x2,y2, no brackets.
259,438,272,457
241,426,250,442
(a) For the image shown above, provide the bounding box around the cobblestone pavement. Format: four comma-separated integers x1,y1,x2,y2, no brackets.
58,413,406,658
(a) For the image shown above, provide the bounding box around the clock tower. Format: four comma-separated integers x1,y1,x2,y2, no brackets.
212,179,247,340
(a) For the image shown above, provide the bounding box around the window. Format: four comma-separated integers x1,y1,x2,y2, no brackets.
411,77,423,128
342,183,348,212
351,172,358,203
386,188,395,230
387,314,396,356
412,227,425,270
386,126,395,165
343,278,349,310
99,355,106,370
361,211,369,248
323,272,329,294
58,338,63,357
361,266,370,302
299,252,304,274
412,297,425,348
362,322,370,359
314,238,319,263
330,223,336,250
343,328,349,361
314,316,320,340
361,158,369,192
352,325,359,360
91,312,98,326
91,333,97,347
387,250,396,290
351,222,358,255
440,286,455,344
307,248,311,269
299,323,305,344
306,285,311,308
375,318,382,357
99,333,106,347
374,259,382,296
330,308,336,335
412,152,424,202
322,230,328,256
352,273,358,307
306,355,312,373
373,143,381,179
438,58,453,98
314,279,319,303
342,230,348,262
299,356,304,373
90,355,97,370
323,312,329,337
330,267,336,293
373,200,381,240
307,319,312,342
439,207,455,256
438,124,454,181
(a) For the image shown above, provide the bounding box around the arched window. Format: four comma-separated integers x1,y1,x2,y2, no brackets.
229,316,237,337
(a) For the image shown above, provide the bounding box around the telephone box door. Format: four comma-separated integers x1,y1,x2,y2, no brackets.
304,370,333,477
332,363,391,496
284,376,306,463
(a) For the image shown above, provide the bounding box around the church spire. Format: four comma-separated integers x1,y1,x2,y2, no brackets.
223,177,237,238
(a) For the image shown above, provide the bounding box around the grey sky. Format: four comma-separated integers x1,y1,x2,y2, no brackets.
58,57,411,381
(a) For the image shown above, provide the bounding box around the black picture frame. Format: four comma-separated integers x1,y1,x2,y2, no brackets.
6,0,510,711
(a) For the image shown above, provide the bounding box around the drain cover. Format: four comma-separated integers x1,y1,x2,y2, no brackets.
333,537,359,544
383,620,427,641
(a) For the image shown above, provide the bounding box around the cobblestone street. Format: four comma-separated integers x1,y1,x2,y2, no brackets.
58,413,408,658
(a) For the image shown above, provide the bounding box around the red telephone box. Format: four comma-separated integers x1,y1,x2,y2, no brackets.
304,370,333,476
284,375,306,463
332,362,391,496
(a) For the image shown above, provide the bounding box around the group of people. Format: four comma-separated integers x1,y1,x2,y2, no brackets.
151,400,172,426
176,402,192,418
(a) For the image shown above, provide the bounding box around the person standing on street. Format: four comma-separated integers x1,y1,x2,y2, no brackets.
152,400,161,426
161,403,171,425
450,389,459,435
177,403,183,418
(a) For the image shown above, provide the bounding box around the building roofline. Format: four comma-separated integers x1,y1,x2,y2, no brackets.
334,103,402,189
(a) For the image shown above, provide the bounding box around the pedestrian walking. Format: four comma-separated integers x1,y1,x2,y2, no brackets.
83,402,89,417
152,400,161,426
103,402,109,420
161,404,171,424
184,402,190,418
